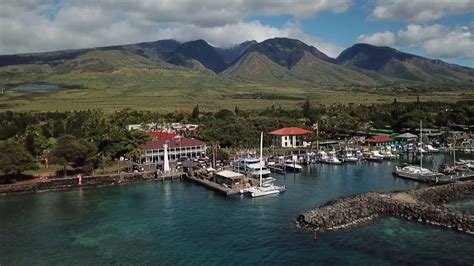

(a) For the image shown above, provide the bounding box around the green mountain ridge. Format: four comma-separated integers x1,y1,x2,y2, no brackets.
1,38,473,89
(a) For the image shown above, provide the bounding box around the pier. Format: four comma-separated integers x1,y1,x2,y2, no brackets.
185,175,242,196
298,181,474,234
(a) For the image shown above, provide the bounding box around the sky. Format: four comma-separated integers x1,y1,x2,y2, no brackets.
0,0,473,67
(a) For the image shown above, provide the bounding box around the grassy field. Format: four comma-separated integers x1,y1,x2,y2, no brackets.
1,58,472,113
1,82,472,113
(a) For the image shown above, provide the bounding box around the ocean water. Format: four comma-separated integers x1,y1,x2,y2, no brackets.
0,156,473,265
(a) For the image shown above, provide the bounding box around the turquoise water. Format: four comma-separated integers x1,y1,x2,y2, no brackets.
448,198,474,214
1,158,473,265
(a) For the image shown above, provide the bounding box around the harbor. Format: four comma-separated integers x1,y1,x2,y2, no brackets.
1,152,472,265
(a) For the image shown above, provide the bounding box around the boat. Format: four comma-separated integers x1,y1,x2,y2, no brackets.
343,151,358,163
250,132,286,198
393,121,444,182
317,151,329,163
325,150,342,164
283,155,303,172
233,156,272,178
366,151,384,162
425,144,439,153
394,165,444,182
380,148,397,160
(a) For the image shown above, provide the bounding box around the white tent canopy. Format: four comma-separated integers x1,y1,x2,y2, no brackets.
396,132,418,139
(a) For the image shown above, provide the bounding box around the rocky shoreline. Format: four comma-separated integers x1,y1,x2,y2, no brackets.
0,172,183,196
297,181,474,234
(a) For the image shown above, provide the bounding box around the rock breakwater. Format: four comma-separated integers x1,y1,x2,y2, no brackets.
298,181,474,234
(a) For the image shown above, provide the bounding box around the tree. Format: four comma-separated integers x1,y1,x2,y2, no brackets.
192,104,200,119
0,140,38,176
302,98,311,118
214,109,234,120
24,125,47,157
51,135,98,176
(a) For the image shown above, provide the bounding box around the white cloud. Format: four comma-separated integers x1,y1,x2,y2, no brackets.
357,24,474,59
357,31,396,47
370,0,474,23
0,0,347,57
73,0,353,27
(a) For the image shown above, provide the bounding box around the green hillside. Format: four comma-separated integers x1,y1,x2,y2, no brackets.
0,38,473,113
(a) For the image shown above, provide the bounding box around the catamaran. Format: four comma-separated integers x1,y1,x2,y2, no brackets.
249,132,286,197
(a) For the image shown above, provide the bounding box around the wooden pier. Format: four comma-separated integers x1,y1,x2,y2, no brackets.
185,175,242,196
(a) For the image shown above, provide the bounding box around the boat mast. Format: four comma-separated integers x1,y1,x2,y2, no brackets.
260,131,263,187
316,121,319,151
453,133,456,167
420,120,423,169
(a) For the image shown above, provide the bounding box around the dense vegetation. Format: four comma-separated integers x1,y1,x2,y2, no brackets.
0,99,472,181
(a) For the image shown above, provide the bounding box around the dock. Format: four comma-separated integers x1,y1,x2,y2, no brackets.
185,175,242,196
268,165,286,174
394,171,474,184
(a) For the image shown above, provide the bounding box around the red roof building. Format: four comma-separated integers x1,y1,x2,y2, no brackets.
268,127,313,136
365,136,395,147
140,131,206,164
268,127,313,148
149,131,178,141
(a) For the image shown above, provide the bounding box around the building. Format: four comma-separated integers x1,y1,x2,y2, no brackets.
140,131,207,164
365,135,396,147
269,127,313,148
126,123,198,132
213,170,246,189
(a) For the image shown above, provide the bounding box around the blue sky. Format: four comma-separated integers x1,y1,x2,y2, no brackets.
1,0,473,67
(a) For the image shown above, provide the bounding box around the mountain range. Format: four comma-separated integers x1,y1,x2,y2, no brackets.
1,37,473,86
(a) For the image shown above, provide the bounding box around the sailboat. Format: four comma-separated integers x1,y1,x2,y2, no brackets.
249,132,286,197
394,121,444,182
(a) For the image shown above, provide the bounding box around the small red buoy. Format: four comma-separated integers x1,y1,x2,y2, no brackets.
313,232,318,240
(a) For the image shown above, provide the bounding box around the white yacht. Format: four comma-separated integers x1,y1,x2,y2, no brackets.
233,157,272,178
343,152,358,162
325,150,342,164
380,148,397,160
425,144,439,153
366,150,384,162
283,157,303,172
317,151,329,163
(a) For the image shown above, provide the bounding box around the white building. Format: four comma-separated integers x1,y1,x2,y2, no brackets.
269,127,313,148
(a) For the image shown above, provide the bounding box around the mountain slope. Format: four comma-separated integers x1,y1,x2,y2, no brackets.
245,38,335,68
289,52,377,85
337,43,474,83
166,40,227,73
224,38,382,85
1,38,473,87
216,41,257,65
221,52,296,83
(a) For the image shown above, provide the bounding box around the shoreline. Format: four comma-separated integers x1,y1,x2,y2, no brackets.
0,171,185,196
297,181,474,235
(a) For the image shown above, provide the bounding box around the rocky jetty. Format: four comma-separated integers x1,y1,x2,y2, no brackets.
298,181,474,234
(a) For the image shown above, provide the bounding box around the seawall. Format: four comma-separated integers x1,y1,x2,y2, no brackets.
297,181,474,234
0,171,184,196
